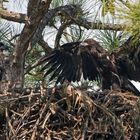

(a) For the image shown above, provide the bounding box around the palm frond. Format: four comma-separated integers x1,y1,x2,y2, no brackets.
6,0,27,13
0,20,12,43
96,29,126,51
117,0,140,43
50,0,64,8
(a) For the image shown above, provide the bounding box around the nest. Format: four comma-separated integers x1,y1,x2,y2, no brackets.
0,86,140,140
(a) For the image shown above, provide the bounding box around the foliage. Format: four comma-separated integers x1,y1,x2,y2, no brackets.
0,20,11,43
118,0,140,43
101,0,116,16
96,30,126,51
25,44,45,87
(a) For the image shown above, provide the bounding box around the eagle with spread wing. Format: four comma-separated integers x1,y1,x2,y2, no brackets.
40,38,140,94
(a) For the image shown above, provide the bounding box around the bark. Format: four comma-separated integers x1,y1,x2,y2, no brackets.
0,52,12,92
0,9,27,23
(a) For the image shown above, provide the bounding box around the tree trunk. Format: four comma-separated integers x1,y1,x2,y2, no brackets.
0,51,25,92
10,53,25,90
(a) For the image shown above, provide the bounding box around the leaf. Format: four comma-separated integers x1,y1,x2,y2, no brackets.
101,0,115,16
102,4,108,16
108,2,115,15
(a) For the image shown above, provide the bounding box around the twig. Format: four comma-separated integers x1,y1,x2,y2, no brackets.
5,106,17,140
31,103,48,140
15,107,31,134
38,36,52,53
9,109,23,117
41,111,51,129
81,117,89,140
1,92,41,102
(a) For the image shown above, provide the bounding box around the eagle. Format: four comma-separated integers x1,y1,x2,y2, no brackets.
40,38,140,94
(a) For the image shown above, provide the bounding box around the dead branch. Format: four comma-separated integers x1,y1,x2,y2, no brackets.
54,21,72,48
0,9,27,23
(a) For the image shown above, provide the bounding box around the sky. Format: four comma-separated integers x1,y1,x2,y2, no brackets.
3,0,140,91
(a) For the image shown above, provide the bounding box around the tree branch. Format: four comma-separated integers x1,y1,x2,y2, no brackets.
38,36,52,53
54,21,72,48
31,5,125,49
0,9,27,23
0,5,124,32
25,36,52,74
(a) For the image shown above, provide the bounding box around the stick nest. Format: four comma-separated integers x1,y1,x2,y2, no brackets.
0,86,140,140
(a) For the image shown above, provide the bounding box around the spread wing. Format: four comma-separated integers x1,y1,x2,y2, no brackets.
40,38,140,95
41,39,116,85
41,42,82,84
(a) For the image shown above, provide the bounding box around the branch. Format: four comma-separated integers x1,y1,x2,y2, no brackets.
31,5,125,48
38,36,52,53
54,21,72,48
0,9,27,23
25,37,52,74
25,55,49,74
0,6,124,31
30,5,77,47
9,0,53,89
74,18,125,31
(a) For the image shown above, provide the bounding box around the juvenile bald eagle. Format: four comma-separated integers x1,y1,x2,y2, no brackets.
41,39,121,89
42,39,140,93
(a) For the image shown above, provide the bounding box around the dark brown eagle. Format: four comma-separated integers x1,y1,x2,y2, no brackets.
41,38,140,95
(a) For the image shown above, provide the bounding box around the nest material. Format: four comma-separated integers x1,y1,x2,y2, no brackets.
0,86,140,140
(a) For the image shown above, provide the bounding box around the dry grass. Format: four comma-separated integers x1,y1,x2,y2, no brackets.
0,85,140,140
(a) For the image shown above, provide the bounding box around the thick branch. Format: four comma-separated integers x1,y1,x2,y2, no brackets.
0,9,27,23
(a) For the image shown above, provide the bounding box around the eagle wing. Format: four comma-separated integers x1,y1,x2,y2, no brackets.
41,42,81,84
41,39,116,85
